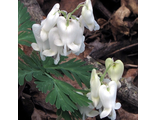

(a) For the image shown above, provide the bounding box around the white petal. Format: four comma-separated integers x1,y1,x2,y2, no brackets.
94,20,100,31
110,109,116,120
54,39,64,46
41,19,46,27
48,27,62,54
90,69,101,98
96,99,103,109
82,114,86,120
42,3,60,32
81,1,94,31
57,16,79,44
103,78,111,84
32,24,44,50
117,81,121,88
87,110,99,117
42,49,57,56
105,58,124,82
31,43,40,51
54,53,60,65
48,3,60,16
115,102,121,110
91,97,100,108
42,39,50,50
67,42,81,52
74,40,85,55
108,81,118,102
40,30,48,42
100,108,111,119
40,52,46,61
99,85,112,108
32,24,41,36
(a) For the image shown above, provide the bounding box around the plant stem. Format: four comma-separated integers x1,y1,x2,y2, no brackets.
100,64,112,82
44,72,53,79
65,3,85,27
70,3,85,15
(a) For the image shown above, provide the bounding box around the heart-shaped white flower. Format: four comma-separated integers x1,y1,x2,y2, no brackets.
56,16,84,55
77,92,99,120
99,81,121,119
31,24,50,61
42,27,64,64
105,58,124,88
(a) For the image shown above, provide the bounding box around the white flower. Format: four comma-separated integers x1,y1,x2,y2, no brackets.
77,105,99,120
105,58,124,88
56,16,84,55
42,27,64,65
77,92,99,120
31,24,50,61
81,0,100,31
40,3,60,41
99,81,121,119
90,69,101,107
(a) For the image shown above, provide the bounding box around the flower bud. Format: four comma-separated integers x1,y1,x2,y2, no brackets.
40,3,60,41
81,0,100,31
90,69,101,107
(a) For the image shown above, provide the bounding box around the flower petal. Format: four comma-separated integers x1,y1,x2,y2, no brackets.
105,58,124,82
40,52,46,61
90,69,101,107
67,42,81,52
115,102,121,110
94,20,100,31
54,39,64,46
96,99,103,109
31,43,40,51
32,24,43,50
57,16,79,44
40,30,48,42
109,109,116,120
48,27,62,56
42,49,57,56
91,97,100,108
54,53,60,65
87,110,99,117
42,3,60,32
100,108,111,119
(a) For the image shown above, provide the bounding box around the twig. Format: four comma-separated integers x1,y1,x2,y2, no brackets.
124,64,138,68
108,43,138,56
94,0,112,19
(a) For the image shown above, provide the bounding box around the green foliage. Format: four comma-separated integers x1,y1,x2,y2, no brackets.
18,1,35,46
18,51,92,119
18,50,44,85
43,58,93,88
18,1,94,119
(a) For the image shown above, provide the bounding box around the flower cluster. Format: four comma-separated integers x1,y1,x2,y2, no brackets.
31,0,100,64
78,58,124,120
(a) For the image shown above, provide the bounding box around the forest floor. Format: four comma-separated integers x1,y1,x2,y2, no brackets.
18,0,138,119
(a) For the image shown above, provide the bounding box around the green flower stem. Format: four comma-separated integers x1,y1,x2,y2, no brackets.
65,2,85,27
100,64,112,82
70,3,85,15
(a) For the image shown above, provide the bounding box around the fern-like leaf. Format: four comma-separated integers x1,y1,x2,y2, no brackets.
18,51,44,85
44,58,93,88
18,1,35,46
18,51,92,117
